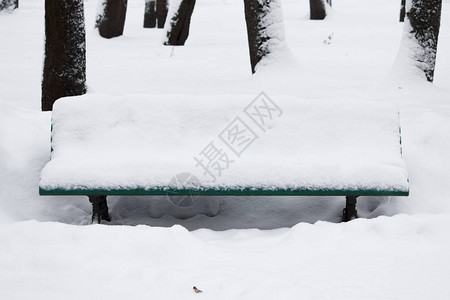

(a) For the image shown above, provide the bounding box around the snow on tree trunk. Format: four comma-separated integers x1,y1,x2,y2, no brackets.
0,0,18,11
41,0,86,111
96,0,128,39
397,0,442,82
243,0,290,74
400,0,406,22
144,0,156,28
164,0,196,46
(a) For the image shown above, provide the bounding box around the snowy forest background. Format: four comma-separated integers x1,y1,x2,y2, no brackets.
1,0,450,299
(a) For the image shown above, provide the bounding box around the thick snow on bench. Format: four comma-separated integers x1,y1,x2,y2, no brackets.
39,94,409,195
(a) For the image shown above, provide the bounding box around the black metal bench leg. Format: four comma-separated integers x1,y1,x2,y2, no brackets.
342,196,358,222
88,195,111,224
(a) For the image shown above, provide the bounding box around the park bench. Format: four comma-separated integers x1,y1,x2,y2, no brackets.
39,93,409,223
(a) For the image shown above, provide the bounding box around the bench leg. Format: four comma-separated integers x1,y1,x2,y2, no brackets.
88,195,111,224
342,196,358,222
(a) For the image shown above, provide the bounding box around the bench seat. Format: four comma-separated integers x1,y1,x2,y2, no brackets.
39,93,409,221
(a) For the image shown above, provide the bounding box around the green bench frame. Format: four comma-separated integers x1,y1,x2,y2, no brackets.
40,186,409,223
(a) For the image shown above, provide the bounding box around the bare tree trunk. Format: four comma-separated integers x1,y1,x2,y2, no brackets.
400,0,406,22
96,0,128,38
156,0,168,28
309,0,326,20
406,0,442,82
244,0,266,73
0,0,18,11
144,0,156,28
41,0,86,111
144,0,167,28
164,0,196,46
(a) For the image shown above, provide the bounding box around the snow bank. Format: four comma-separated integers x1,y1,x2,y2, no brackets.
0,98,51,222
399,103,450,214
0,214,449,299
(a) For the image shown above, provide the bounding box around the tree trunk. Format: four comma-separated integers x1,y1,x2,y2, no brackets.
0,0,18,11
96,0,128,38
244,0,287,74
156,0,168,28
407,0,442,82
144,0,156,28
41,0,86,111
164,0,196,46
400,0,406,22
309,0,326,20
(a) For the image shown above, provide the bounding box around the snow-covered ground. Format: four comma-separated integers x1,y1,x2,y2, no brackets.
1,0,450,298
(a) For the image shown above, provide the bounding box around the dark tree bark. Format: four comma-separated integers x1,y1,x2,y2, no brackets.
144,0,156,28
144,0,167,28
309,0,330,20
244,0,287,74
96,0,128,38
41,0,86,111
156,0,168,28
400,0,406,22
407,0,442,82
244,0,267,73
0,0,18,11
164,0,196,46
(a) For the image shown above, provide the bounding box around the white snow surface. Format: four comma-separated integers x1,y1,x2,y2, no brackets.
40,94,408,193
1,0,450,299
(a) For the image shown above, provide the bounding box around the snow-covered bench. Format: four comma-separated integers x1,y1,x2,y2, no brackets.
39,93,409,223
